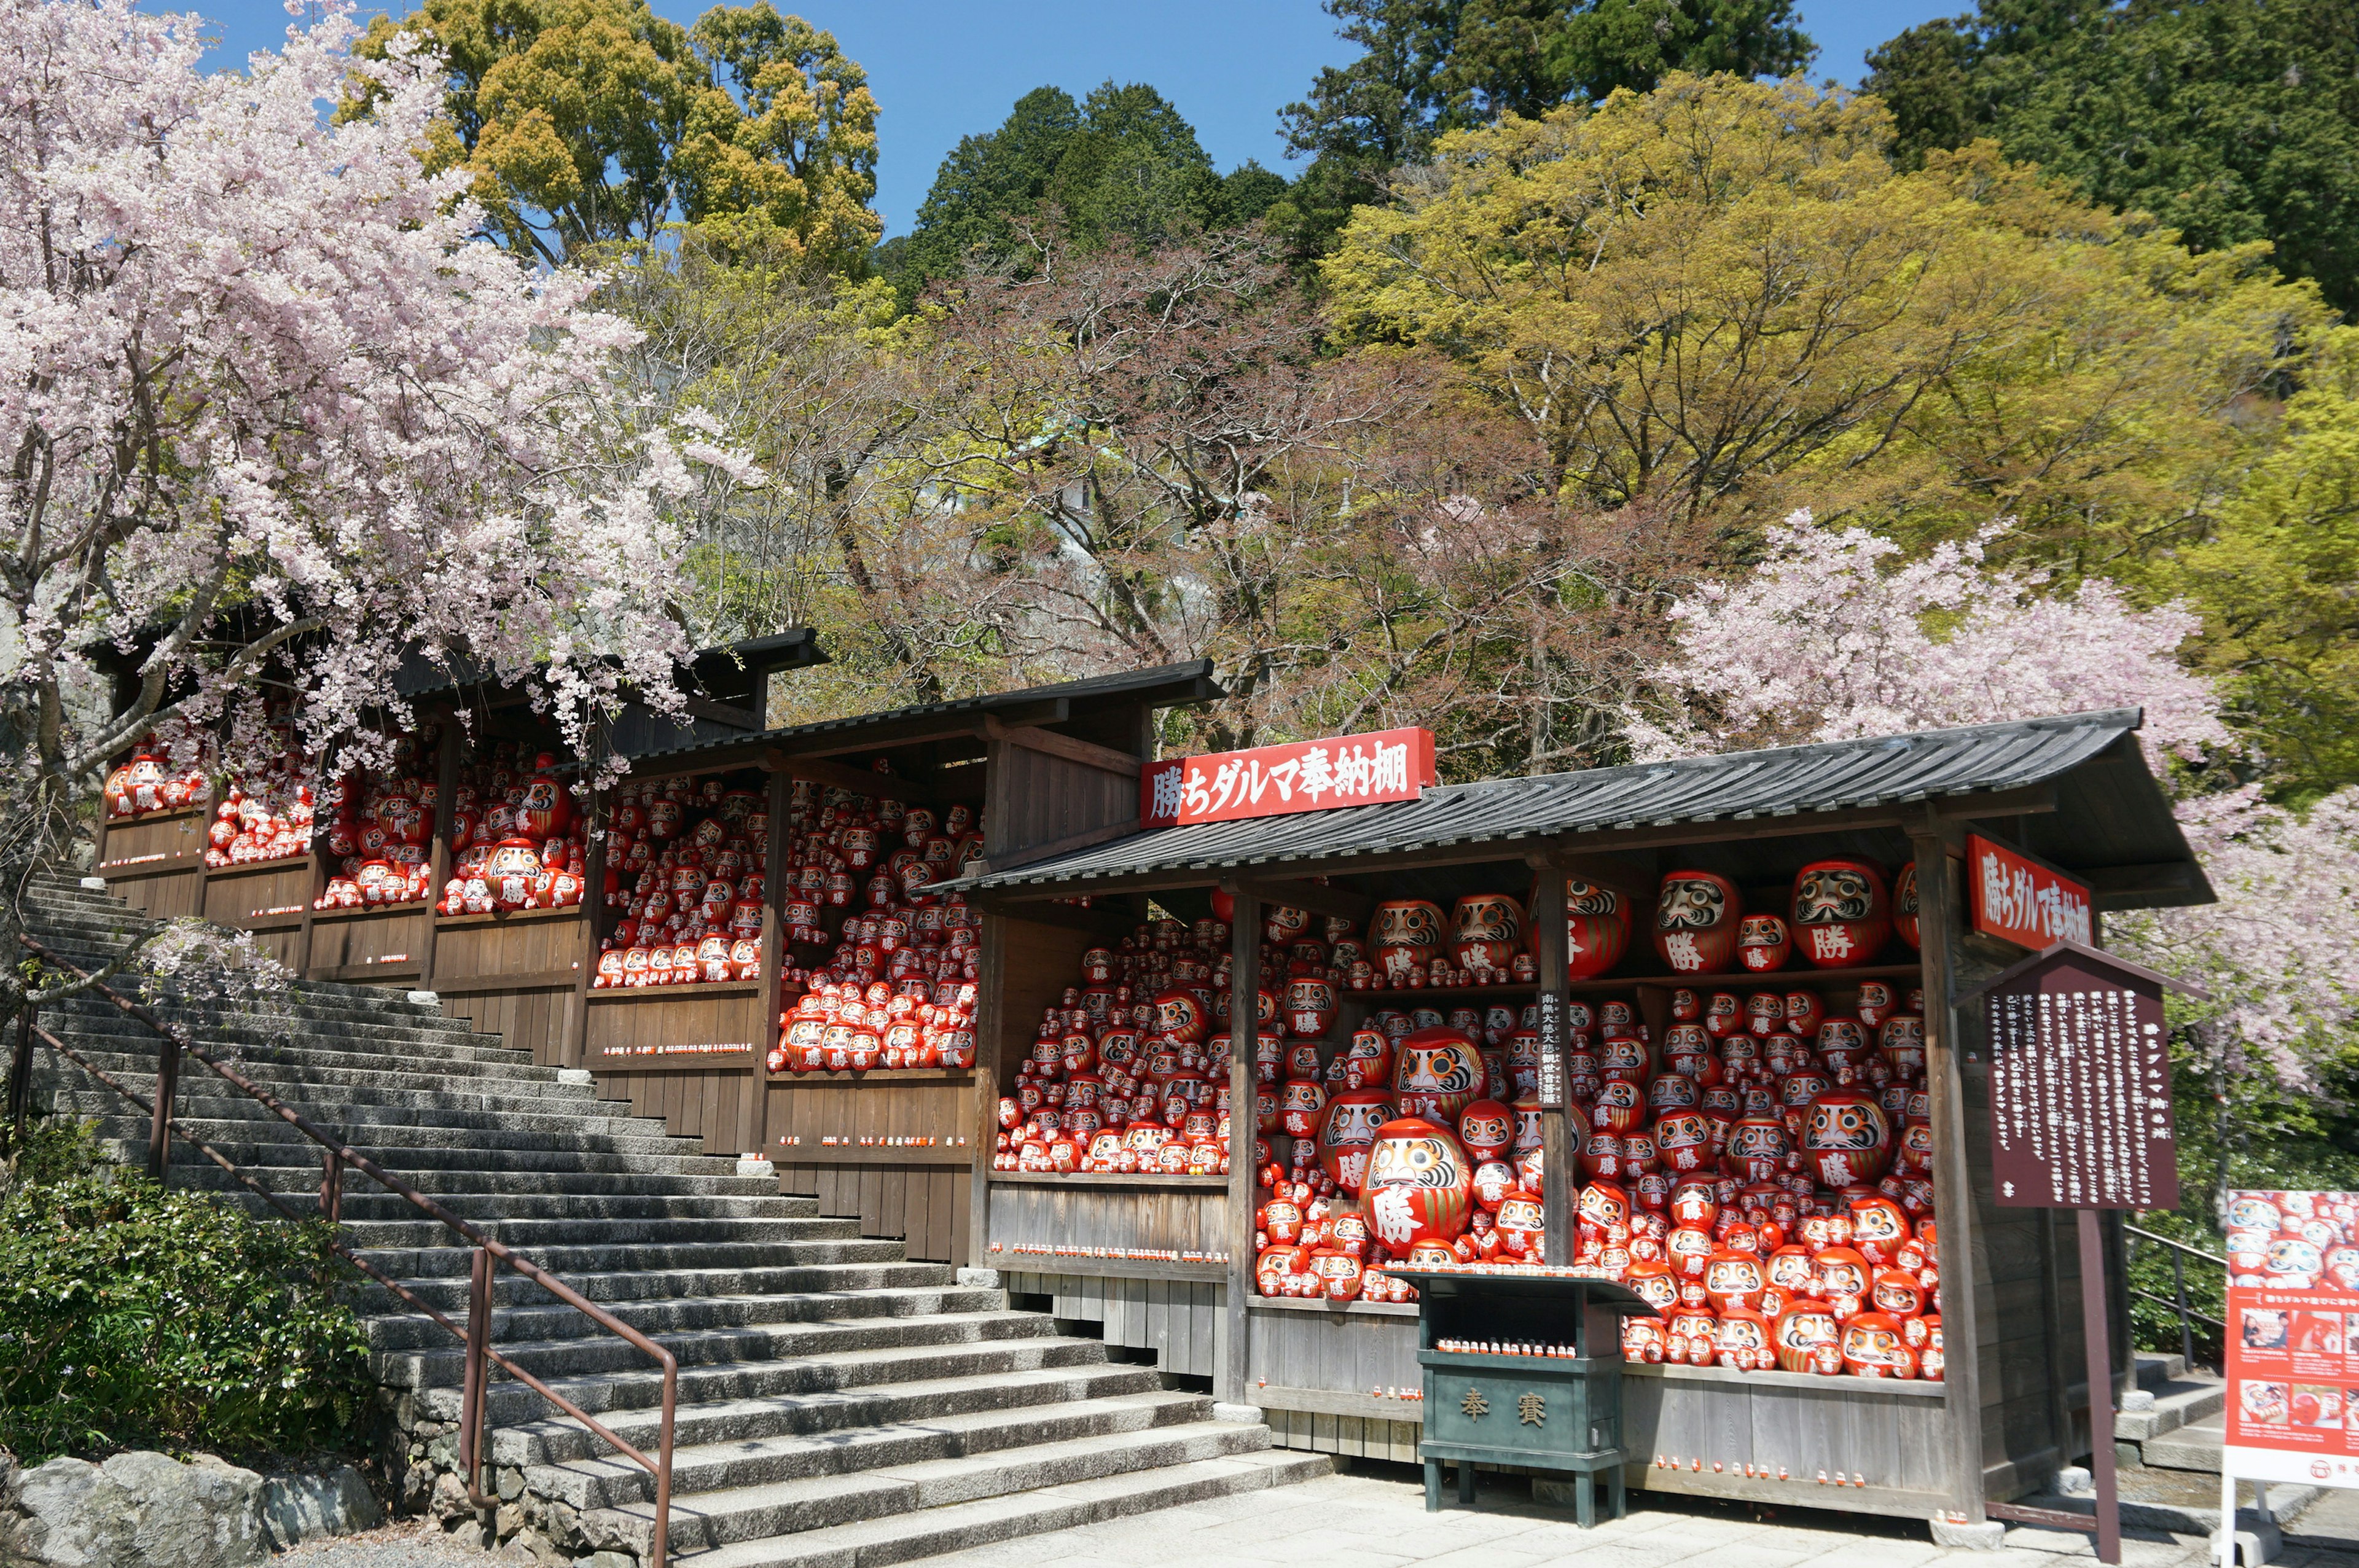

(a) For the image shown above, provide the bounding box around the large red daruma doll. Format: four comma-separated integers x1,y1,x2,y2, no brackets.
1654,870,1742,974
1369,899,1447,984
1318,1090,1396,1194
1534,876,1628,980
1801,1088,1894,1188
1450,893,1525,973
1391,1026,1485,1125
1363,1116,1474,1252
1790,857,1893,969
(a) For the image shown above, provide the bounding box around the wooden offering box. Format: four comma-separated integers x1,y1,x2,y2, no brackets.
942,708,2216,1532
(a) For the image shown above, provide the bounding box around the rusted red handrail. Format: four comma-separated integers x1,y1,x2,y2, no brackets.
17,935,678,1568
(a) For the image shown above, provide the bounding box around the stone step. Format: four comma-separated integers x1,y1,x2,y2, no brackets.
33,980,509,1042
127,1136,738,1177
531,1389,1212,1511
83,1111,703,1161
359,1260,963,1317
356,1239,911,1291
490,1363,1170,1467
2141,1414,2226,1473
363,1283,1006,1354
41,1024,557,1080
295,1190,821,1225
165,1162,778,1201
424,1333,1117,1428
378,1308,1057,1391
2118,1369,2226,1442
338,1214,856,1255
53,1088,665,1139
665,1449,1331,1568
595,1420,1273,1554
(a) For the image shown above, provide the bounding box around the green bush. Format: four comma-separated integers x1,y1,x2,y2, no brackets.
0,1120,372,1464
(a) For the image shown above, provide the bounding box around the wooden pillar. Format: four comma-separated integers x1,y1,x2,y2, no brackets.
567,787,605,1070
967,910,1007,1268
418,717,460,990
748,766,791,1158
1221,886,1260,1408
1530,860,1571,1266
1912,819,1988,1521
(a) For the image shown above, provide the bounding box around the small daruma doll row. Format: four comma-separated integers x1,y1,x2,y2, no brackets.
102,741,209,821
765,777,984,1074
593,772,768,986
1650,857,1920,976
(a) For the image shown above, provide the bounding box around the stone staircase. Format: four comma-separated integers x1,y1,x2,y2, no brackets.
2118,1352,2228,1473
21,873,1326,1567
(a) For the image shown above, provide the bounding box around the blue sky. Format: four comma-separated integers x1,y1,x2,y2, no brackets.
198,0,1961,236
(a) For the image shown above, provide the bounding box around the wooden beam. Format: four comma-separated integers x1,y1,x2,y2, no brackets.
971,817,1142,876
792,698,1073,763
1533,868,1571,1268
1540,849,1656,910
1228,877,1370,923
968,895,1134,938
2082,860,2204,908
766,750,942,805
681,695,761,731
982,715,1144,778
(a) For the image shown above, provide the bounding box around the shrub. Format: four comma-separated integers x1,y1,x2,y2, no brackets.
0,1120,372,1464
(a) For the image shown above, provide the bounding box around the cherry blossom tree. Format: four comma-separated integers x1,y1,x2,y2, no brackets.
1,0,726,1017
1627,511,2359,1222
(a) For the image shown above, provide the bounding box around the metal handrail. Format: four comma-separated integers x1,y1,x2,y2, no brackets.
15,935,678,1568
2125,1222,2226,1372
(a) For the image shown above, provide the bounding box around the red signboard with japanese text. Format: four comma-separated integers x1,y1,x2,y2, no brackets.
1969,832,2094,950
1140,728,1437,829
2223,1188,2359,1488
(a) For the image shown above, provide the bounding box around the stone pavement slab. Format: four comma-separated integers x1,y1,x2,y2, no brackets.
904,1466,2359,1568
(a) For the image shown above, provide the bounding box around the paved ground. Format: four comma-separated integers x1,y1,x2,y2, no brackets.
909,1465,2359,1568
269,1465,2359,1568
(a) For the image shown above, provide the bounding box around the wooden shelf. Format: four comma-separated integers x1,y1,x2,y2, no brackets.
434,967,581,995
1620,1360,1947,1397
313,961,421,983
1250,1296,1420,1319
210,854,312,876
587,980,761,1002
1349,982,1533,1003
107,806,205,827
1565,961,1925,994
773,1146,973,1167
99,851,205,878
1254,1384,1425,1421
593,1051,758,1073
993,1256,1228,1284
768,1067,973,1085
233,913,306,933
311,902,429,922
988,1170,1228,1190
437,905,587,929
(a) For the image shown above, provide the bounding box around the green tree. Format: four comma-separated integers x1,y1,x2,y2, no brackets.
1866,0,2359,314
1272,0,1813,259
891,82,1273,302
354,0,880,270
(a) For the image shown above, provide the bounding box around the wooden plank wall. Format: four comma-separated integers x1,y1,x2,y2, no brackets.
435,908,589,1067
1006,1271,1223,1381
984,743,1135,862
769,1074,975,1261
97,809,208,918
987,1179,1228,1256
307,906,428,978
1622,1367,1952,1510
586,988,765,1060
596,1062,759,1156
1249,1301,1422,1404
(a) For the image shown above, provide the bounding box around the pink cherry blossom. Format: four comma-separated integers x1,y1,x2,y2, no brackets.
1629,511,2359,1088
1,0,716,805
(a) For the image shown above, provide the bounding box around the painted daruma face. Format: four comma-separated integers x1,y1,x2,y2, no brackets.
1654,871,1742,973
1363,1117,1474,1250
1549,878,1628,981
1801,1090,1893,1187
1318,1090,1396,1193
1391,1026,1485,1125
1791,859,1893,969
1737,915,1791,973
1370,900,1446,981
1457,1099,1514,1164
1451,894,1526,972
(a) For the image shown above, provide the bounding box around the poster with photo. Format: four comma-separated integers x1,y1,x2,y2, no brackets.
2223,1189,2359,1486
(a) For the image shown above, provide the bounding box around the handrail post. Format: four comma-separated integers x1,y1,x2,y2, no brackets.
320,1148,343,1227
147,1017,179,1183
463,1246,496,1513
7,1002,34,1150
2170,1249,2193,1369
654,1367,676,1568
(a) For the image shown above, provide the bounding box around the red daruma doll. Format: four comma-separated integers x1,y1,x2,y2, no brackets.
1654,870,1742,974
1363,1117,1474,1252
1790,858,1892,969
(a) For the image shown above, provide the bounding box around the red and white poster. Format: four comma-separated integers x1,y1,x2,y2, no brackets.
1968,832,2094,951
2223,1188,2359,1487
1140,728,1436,828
